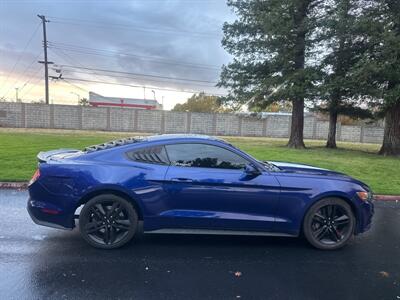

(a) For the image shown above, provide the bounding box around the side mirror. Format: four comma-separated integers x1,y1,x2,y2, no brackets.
244,164,261,176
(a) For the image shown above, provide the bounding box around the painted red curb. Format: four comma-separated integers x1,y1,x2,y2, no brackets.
0,182,28,189
0,182,399,201
374,195,400,202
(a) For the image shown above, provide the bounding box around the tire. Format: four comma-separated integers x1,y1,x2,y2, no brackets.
79,194,138,249
303,198,355,250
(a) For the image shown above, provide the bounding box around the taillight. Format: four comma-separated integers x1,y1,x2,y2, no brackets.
41,208,60,215
29,169,41,186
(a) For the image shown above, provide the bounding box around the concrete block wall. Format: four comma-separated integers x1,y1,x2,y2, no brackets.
341,125,362,142
241,118,264,136
109,107,136,132
362,126,384,144
216,114,240,136
303,117,315,139
137,110,163,132
25,103,50,128
190,112,215,134
53,105,81,129
82,106,108,130
0,102,385,144
164,111,188,133
315,121,329,140
266,115,290,137
0,102,23,127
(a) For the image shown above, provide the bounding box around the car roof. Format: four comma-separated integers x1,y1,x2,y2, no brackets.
83,134,229,153
145,134,226,143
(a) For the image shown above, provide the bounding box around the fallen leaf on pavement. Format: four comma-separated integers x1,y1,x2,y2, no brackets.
379,271,390,278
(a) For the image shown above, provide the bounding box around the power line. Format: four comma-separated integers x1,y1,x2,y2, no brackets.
18,65,44,94
47,16,221,38
49,47,107,83
0,22,41,93
61,69,217,88
48,42,221,70
1,53,42,99
56,64,218,84
61,78,90,93
19,74,44,100
58,76,227,96
50,49,221,94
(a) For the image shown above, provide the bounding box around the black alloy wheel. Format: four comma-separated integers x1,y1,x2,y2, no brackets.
79,194,138,249
303,198,355,250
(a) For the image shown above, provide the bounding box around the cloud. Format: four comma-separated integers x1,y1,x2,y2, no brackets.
0,0,234,101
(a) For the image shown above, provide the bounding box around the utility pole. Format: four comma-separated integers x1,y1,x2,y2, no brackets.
37,15,53,105
15,88,19,102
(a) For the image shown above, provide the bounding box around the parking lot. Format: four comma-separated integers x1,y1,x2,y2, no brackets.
0,189,399,300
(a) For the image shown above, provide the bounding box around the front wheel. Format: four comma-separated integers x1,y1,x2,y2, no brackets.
79,194,138,249
303,198,355,250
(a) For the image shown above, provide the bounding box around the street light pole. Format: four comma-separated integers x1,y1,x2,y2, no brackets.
71,92,80,105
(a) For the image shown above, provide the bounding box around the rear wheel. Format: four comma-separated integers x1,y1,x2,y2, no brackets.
79,194,138,249
303,198,355,250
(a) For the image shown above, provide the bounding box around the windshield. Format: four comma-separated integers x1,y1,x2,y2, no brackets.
257,160,281,171
225,142,280,171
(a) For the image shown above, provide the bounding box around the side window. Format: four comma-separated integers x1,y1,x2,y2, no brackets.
165,143,248,169
126,146,169,165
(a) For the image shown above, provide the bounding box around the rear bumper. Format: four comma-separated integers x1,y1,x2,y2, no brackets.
27,200,72,230
27,198,74,230
27,179,78,230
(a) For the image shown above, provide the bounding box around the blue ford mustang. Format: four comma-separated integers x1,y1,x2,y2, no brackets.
27,134,374,250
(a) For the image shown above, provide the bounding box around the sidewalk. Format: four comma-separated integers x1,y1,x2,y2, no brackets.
1,181,398,201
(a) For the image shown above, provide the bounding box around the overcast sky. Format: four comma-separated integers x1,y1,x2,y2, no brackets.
0,0,234,109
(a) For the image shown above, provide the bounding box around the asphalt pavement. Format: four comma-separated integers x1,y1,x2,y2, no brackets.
0,189,399,300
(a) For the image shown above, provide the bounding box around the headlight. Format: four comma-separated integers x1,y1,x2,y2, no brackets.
356,191,372,202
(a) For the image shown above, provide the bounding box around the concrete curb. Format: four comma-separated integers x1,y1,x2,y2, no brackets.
0,181,399,201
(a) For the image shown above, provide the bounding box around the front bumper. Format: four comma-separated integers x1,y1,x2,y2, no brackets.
356,198,374,234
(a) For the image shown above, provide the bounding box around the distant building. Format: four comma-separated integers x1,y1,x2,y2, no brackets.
89,92,162,110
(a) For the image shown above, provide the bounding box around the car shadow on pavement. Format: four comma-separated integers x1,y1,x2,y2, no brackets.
26,231,320,299
24,213,400,300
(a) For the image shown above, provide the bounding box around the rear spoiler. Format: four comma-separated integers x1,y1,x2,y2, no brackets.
37,149,80,163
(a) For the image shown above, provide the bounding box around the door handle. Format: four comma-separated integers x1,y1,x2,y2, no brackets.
170,178,193,183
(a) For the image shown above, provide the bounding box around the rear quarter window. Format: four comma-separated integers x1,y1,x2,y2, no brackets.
126,146,170,165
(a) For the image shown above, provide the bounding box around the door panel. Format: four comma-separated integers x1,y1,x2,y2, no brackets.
159,166,280,231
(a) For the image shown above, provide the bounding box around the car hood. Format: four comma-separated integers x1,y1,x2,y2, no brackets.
268,160,371,190
267,161,347,177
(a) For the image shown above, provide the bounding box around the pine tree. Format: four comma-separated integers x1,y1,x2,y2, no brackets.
219,0,320,148
353,0,400,155
316,0,371,148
